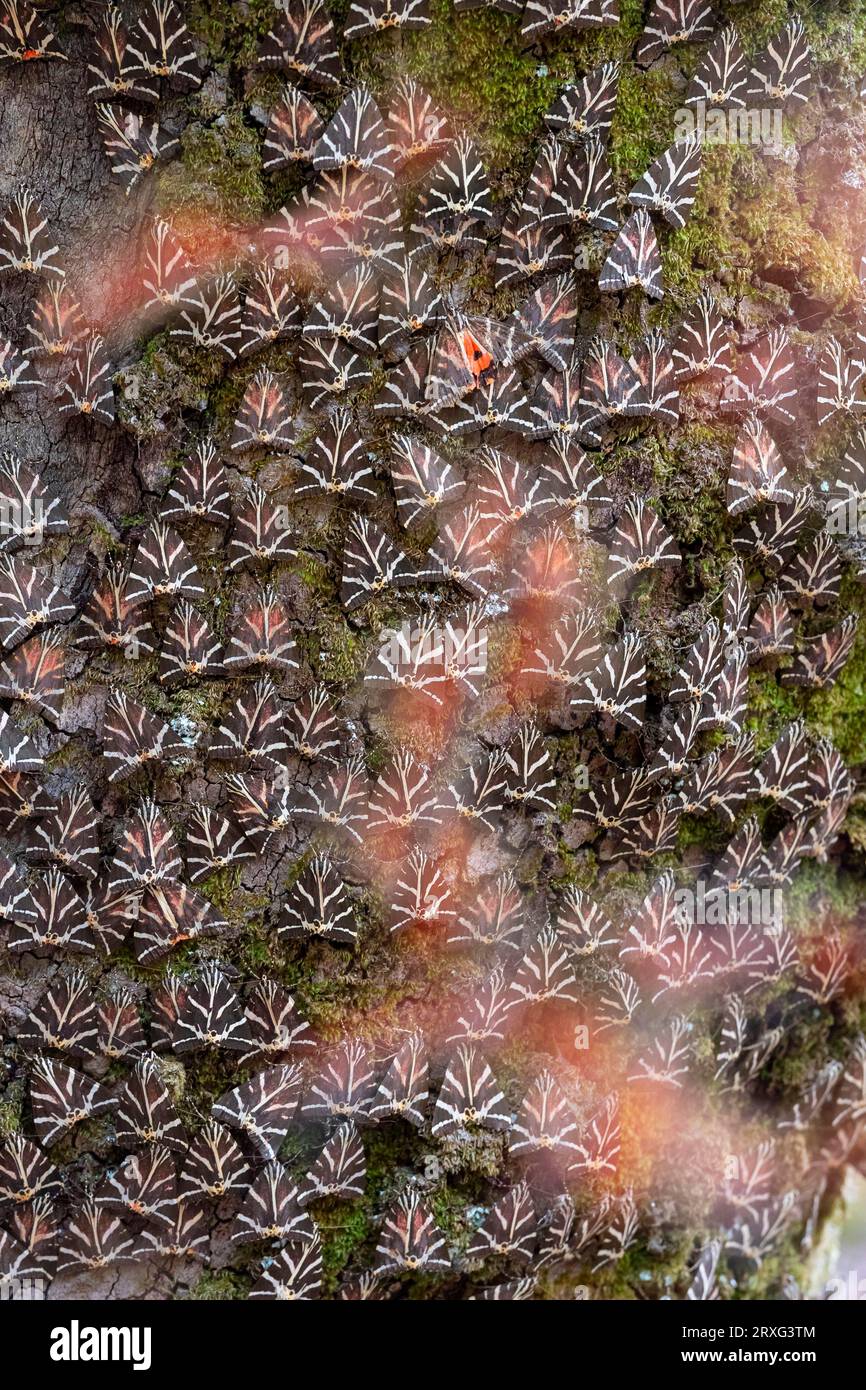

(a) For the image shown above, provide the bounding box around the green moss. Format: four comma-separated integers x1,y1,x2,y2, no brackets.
187,1268,252,1300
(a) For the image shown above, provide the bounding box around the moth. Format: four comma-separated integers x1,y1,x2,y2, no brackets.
302,1039,377,1121
628,330,680,425
607,497,681,584
142,219,197,314
341,514,434,610
570,632,646,731
370,1033,429,1125
347,0,430,36
128,0,200,87
445,369,534,437
242,979,314,1062
472,1280,537,1300
96,1148,177,1226
231,369,294,451
816,338,866,426
367,749,440,838
503,723,557,811
249,1237,323,1300
778,533,841,607
185,803,255,881
721,328,797,425
389,435,465,527
494,210,570,290
238,263,301,356
753,720,810,813
224,588,298,676
228,486,296,571
116,1050,190,1150
292,756,370,843
134,883,227,965
57,1203,135,1273
378,258,443,355
372,339,435,419
87,6,157,102
422,137,493,224
159,600,223,685
225,772,293,851
636,0,714,67
303,263,379,354
431,1046,510,1138
0,338,40,395
255,0,343,90
0,717,45,779
0,630,65,718
95,105,178,193
507,274,578,373
628,1016,692,1086
686,24,748,109
76,562,155,656
23,786,100,880
284,683,341,764
161,440,231,526
57,334,115,424
672,290,731,382
26,281,86,358
447,968,511,1044
521,0,619,42
466,1181,538,1263
733,488,815,572
781,615,858,691
177,1123,250,1200
173,966,251,1054
374,1192,450,1273
598,210,663,300
670,619,724,704
748,19,812,108
102,690,191,782
556,887,617,956
0,0,66,63
18,970,99,1058
212,1064,303,1160
726,418,792,515
105,801,177,896
0,189,62,275
127,520,205,604
0,458,53,555
313,85,395,180
96,992,147,1061
536,436,608,522
509,1071,580,1157
578,338,646,443
279,855,357,943
0,1133,61,1203
426,310,526,408
134,1202,208,1260
29,1056,115,1146
169,275,242,358
366,614,447,706
646,702,705,781
301,1123,367,1200
263,85,324,170
439,748,509,831
628,136,703,229
386,76,447,166
390,849,454,934
0,554,75,651
231,1161,315,1245
543,136,617,231
295,409,374,502
508,926,579,1008
298,337,372,410
529,357,585,440
543,60,620,143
